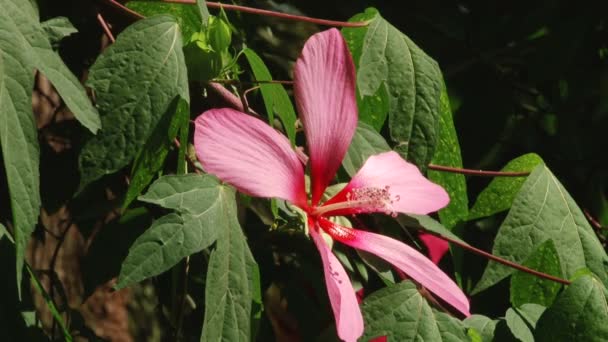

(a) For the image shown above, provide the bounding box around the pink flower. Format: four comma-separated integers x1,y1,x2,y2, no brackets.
194,28,470,341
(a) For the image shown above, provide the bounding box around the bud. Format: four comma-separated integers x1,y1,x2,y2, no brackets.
207,16,232,52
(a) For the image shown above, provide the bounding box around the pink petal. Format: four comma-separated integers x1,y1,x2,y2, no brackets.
309,223,364,342
419,233,450,264
322,151,449,216
294,28,358,205
318,218,470,316
194,108,307,208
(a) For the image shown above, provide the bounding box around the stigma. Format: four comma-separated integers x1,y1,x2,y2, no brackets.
312,186,399,217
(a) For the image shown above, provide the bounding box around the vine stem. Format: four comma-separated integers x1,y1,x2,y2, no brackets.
427,164,531,177
162,0,368,27
96,13,116,43
432,233,572,285
102,0,144,19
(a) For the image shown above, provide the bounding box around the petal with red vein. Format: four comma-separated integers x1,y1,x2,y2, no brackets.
319,219,470,316
194,108,307,207
323,151,449,216
309,224,363,342
294,28,358,205
419,233,450,264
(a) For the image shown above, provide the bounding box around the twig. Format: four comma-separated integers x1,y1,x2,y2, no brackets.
210,79,294,85
433,233,571,285
96,13,116,43
162,0,368,27
427,164,531,177
584,209,606,230
101,0,144,19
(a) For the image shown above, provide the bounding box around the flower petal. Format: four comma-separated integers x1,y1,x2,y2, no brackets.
294,28,358,205
309,223,364,342
322,151,449,216
318,218,470,316
419,233,450,264
194,108,307,207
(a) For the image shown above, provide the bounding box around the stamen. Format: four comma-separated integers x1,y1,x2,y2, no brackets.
313,186,401,217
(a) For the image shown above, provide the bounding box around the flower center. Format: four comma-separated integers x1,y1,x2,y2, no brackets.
312,186,399,217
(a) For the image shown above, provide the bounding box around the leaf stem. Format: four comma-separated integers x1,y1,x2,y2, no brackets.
96,13,116,43
432,233,571,285
427,164,531,177
162,0,368,27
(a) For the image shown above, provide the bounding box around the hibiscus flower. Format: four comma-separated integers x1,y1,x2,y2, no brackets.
194,28,469,341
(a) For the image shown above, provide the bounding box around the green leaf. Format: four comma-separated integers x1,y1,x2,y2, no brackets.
428,82,468,229
201,187,256,342
504,307,534,342
0,0,100,134
0,20,40,296
40,17,77,46
474,164,608,294
343,8,390,130
79,15,189,189
0,223,12,243
123,96,189,208
535,275,608,341
361,281,468,341
116,174,225,289
127,0,201,41
342,122,391,176
345,8,443,169
463,315,497,342
510,239,563,307
515,303,545,329
242,48,297,144
196,0,210,27
469,153,544,220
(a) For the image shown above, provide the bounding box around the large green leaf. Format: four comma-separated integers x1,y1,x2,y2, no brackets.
428,82,468,229
535,275,608,341
344,8,443,169
342,8,389,131
342,122,391,176
127,0,201,40
242,48,297,144
123,97,189,208
361,281,468,341
0,19,40,295
0,0,100,133
201,187,256,342
510,239,562,307
469,153,543,220
116,174,225,289
1,0,101,291
474,165,608,294
79,15,189,189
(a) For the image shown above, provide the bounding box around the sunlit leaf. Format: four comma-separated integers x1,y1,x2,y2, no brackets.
201,186,257,342
469,153,544,220
40,17,77,46
474,165,608,294
361,281,468,341
116,174,226,288
123,96,189,208
79,15,189,189
127,0,200,40
344,8,443,169
464,315,497,342
342,122,391,176
242,48,297,144
428,81,468,229
510,239,562,307
535,275,608,341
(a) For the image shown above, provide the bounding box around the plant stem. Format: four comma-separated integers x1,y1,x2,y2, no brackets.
102,0,144,19
162,0,368,27
433,233,571,285
427,164,531,177
96,13,116,43
211,79,294,85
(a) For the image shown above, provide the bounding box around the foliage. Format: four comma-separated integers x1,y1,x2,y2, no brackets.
0,0,607,341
